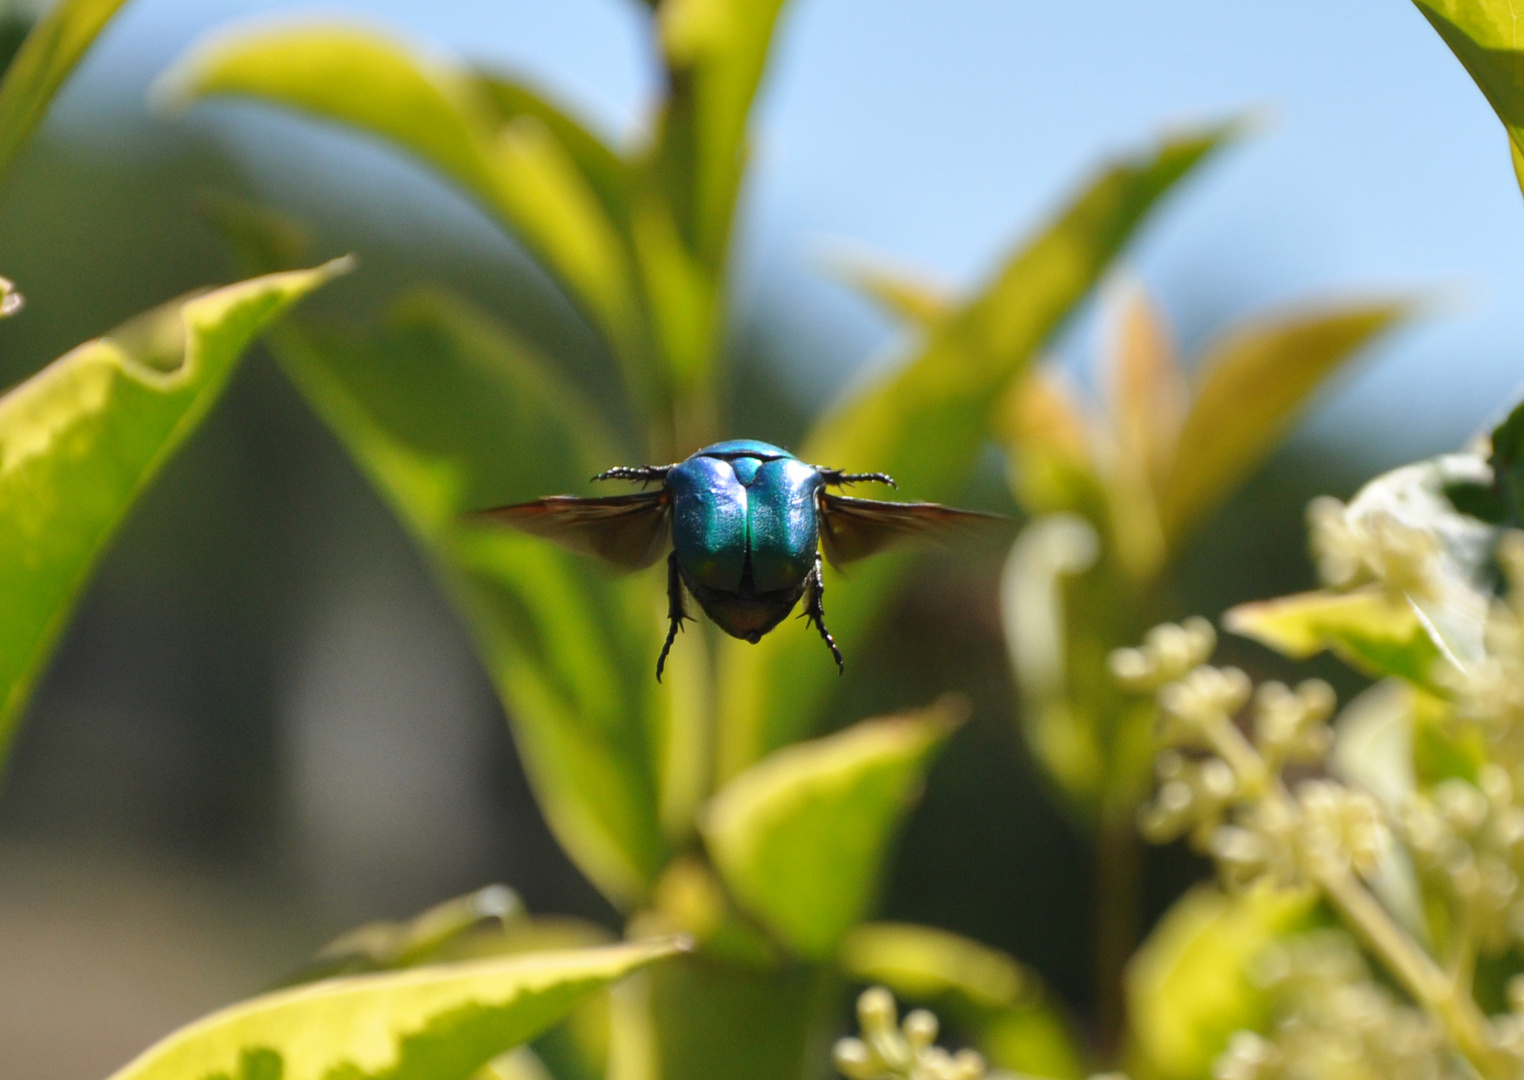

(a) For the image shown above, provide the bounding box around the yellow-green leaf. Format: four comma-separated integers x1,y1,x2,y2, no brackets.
701,702,961,960
1412,0,1524,197
715,122,1237,778
0,260,347,760
645,954,833,1080
651,0,790,270
160,24,647,400
825,250,954,327
268,287,672,905
839,922,1086,1080
997,368,1103,518
1224,587,1450,692
1160,299,1411,545
107,939,683,1080
1125,884,1316,1080
0,0,131,180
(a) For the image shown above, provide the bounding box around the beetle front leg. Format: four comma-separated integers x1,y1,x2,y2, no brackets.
801,553,845,674
656,550,691,682
819,468,897,490
593,464,674,487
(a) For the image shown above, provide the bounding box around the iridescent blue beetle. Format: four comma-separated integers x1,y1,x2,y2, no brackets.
480,440,1000,679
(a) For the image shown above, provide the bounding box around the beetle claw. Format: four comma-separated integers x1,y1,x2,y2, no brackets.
657,550,689,682
820,468,897,490
802,553,844,673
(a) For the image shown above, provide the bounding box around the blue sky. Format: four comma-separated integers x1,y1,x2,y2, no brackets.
46,0,1524,466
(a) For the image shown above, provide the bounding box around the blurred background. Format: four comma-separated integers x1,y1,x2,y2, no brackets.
1,0,1522,1076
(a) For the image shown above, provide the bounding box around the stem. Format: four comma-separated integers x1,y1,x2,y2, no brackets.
1205,713,1513,1079
1095,813,1142,1057
1316,861,1511,1080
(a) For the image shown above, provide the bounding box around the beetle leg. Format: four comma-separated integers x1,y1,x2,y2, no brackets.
801,553,845,674
593,464,674,487
819,468,898,490
656,550,692,682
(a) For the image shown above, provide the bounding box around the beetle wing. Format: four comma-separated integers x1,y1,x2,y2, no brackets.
817,493,1005,566
476,491,671,570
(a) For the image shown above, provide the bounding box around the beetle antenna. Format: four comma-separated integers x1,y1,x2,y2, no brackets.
821,469,897,490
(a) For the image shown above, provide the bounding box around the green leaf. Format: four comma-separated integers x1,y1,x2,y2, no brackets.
650,0,791,270
839,922,1086,1080
1411,0,1524,198
266,286,675,905
824,250,954,327
107,939,684,1080
0,260,347,761
715,122,1238,777
0,0,131,181
701,701,961,960
160,25,649,403
1125,884,1316,1080
474,71,632,229
1160,299,1412,544
643,953,833,1080
1487,393,1524,522
1224,587,1451,692
279,885,527,986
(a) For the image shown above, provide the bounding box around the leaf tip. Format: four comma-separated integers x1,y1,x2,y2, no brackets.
319,253,359,280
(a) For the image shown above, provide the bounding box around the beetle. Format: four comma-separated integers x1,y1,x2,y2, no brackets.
478,439,1002,679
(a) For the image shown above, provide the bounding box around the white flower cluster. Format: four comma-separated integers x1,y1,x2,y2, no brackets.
1309,495,1442,601
1399,767,1524,956
833,988,986,1080
1213,931,1459,1080
1439,533,1524,759
1108,616,1216,693
1128,649,1379,894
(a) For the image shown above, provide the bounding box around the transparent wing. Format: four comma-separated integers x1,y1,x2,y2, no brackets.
475,491,671,570
817,492,1005,566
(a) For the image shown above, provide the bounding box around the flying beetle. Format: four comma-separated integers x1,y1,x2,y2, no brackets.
477,439,1003,680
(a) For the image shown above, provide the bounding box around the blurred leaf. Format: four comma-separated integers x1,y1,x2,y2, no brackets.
107,939,683,1080
475,71,632,228
1411,0,1524,197
0,273,20,317
1488,392,1524,522
717,122,1238,776
702,701,962,960
279,885,526,986
481,1047,556,1080
1103,283,1182,579
650,0,790,271
267,285,673,905
839,922,1086,1080
1337,453,1496,668
1224,587,1451,693
997,369,1103,517
0,260,346,761
1160,299,1411,545
639,856,781,970
1329,681,1428,940
161,25,649,402
1107,281,1184,494
826,251,954,327
1125,884,1316,1080
643,952,833,1080
0,0,131,180
1001,515,1104,806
